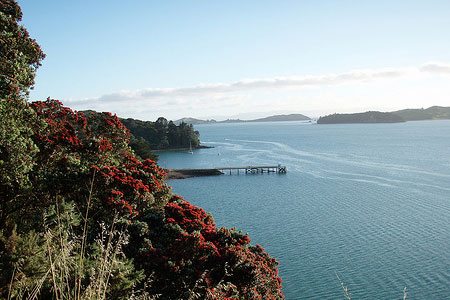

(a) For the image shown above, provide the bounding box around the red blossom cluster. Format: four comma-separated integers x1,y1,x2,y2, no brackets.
91,155,168,215
88,111,131,148
98,138,113,152
29,98,168,216
139,195,284,299
31,98,89,152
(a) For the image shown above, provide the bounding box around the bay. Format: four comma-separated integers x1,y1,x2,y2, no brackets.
157,120,450,299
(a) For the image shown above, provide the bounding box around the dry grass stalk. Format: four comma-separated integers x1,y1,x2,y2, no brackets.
8,169,137,300
76,169,96,300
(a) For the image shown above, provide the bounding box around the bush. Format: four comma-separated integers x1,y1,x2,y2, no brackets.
130,195,284,299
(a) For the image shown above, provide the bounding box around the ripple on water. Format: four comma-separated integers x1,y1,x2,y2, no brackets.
160,121,450,299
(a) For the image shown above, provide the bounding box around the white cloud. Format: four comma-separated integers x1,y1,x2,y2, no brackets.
420,62,450,74
66,66,414,105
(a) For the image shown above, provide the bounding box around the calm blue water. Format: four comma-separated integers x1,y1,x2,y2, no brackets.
157,120,450,300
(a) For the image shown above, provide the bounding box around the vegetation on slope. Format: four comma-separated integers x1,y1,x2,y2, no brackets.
317,111,405,124
0,1,284,299
318,106,450,125
392,106,450,121
120,117,200,150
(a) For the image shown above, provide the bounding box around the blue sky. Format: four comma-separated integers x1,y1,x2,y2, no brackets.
19,0,450,120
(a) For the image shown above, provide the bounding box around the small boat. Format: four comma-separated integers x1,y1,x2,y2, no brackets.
188,141,194,155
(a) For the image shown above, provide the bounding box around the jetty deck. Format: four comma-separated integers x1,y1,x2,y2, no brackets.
216,165,287,175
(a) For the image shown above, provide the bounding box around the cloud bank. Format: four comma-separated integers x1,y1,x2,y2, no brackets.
68,66,418,105
67,62,450,106
66,62,450,120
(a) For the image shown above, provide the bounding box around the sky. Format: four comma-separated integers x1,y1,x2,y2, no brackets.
18,0,450,120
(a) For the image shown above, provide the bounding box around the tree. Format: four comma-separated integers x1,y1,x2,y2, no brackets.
27,99,170,221
0,0,45,227
0,0,45,99
167,120,179,146
121,116,200,150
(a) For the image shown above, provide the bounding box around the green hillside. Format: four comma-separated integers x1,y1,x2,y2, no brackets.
317,111,405,124
392,106,450,121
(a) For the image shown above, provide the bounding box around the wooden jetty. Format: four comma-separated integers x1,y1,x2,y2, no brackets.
216,164,287,175
165,164,287,180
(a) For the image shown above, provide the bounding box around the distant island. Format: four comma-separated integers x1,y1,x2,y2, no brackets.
174,113,311,125
317,106,450,124
392,106,450,121
317,111,405,124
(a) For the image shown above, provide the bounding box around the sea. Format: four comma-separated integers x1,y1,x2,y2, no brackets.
157,120,450,300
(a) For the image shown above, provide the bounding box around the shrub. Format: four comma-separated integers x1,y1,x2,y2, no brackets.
131,195,284,299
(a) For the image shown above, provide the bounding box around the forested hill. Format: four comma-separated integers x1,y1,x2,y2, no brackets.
392,106,450,121
317,106,450,124
84,111,200,159
317,111,405,124
120,117,200,149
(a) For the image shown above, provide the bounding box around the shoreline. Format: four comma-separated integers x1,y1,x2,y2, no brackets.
165,168,223,180
152,145,213,152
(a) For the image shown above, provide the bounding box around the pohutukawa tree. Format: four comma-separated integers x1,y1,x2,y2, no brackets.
0,1,284,299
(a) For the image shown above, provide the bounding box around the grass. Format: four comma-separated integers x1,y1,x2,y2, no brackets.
7,172,147,300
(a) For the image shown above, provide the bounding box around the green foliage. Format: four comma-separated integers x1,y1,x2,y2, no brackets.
120,117,200,150
0,229,49,299
129,137,158,161
85,112,201,158
0,0,45,228
0,96,39,194
2,199,145,300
